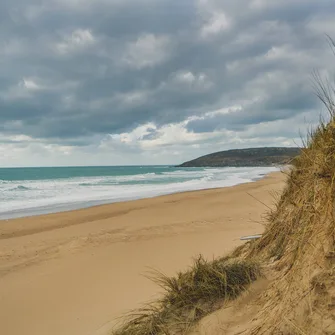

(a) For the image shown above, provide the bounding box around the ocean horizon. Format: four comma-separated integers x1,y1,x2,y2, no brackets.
0,165,279,220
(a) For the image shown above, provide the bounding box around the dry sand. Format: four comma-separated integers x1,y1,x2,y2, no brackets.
0,172,285,335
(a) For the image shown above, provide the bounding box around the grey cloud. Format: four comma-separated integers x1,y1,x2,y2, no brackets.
187,87,319,133
0,0,335,151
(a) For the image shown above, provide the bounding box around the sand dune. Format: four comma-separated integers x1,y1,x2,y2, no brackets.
0,172,285,335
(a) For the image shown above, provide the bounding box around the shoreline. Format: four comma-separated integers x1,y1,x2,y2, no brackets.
0,169,279,222
0,171,286,335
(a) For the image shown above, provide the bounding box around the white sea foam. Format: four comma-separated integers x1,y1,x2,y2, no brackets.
0,166,279,219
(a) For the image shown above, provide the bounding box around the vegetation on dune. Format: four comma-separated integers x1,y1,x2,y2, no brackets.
238,44,335,335
112,256,260,335
113,40,335,335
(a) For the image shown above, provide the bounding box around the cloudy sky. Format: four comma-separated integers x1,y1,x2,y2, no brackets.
1,0,335,167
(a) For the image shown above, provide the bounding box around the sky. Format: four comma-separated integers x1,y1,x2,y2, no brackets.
1,0,335,167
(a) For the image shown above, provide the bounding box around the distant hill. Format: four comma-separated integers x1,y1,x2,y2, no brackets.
177,147,300,167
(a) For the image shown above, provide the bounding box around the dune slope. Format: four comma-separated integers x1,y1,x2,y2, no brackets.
114,80,335,335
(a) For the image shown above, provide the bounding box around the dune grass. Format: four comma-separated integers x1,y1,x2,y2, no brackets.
113,256,260,335
228,40,335,334
113,39,335,335
247,91,335,268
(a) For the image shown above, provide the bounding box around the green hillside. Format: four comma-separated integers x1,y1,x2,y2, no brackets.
177,147,300,167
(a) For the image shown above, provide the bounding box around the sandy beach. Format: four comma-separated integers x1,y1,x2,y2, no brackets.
0,172,285,335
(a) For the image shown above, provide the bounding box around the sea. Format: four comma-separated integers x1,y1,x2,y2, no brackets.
0,165,279,220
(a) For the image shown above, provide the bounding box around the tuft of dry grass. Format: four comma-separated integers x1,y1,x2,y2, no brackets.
235,38,335,335
113,38,335,335
112,256,260,335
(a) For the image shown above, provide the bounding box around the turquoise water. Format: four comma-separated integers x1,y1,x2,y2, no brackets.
0,166,175,181
0,165,278,219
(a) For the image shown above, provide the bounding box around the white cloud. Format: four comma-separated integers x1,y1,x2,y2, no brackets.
0,77,80,101
185,104,242,127
265,45,312,64
175,71,196,83
197,0,231,37
205,105,242,117
140,123,219,149
106,121,221,151
169,71,213,92
123,34,171,69
21,78,41,90
107,123,157,145
55,29,95,54
10,135,34,142
0,141,76,167
201,12,231,37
